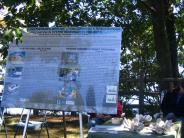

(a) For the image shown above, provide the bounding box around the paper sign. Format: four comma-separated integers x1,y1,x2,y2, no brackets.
106,86,118,94
106,95,117,103
2,27,122,114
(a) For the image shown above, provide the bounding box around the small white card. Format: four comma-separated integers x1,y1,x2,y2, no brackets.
106,94,116,103
106,85,117,94
66,100,75,105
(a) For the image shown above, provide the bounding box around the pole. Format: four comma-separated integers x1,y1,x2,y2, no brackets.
62,111,67,138
79,112,83,138
0,107,8,138
22,109,31,138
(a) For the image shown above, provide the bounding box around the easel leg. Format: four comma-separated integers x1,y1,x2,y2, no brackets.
0,107,8,138
38,110,50,138
3,121,8,138
38,124,43,138
14,108,24,138
45,121,50,138
44,110,50,138
62,111,67,138
79,112,84,138
38,120,50,138
22,109,31,138
14,126,19,138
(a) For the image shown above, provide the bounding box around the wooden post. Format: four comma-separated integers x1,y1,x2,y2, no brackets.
62,111,67,138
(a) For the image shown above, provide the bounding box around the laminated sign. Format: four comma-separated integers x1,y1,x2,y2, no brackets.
2,27,122,114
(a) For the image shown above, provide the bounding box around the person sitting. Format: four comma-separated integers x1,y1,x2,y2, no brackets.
161,80,184,121
88,100,123,128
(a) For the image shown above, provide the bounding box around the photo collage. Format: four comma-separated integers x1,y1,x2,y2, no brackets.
57,52,80,105
5,51,25,93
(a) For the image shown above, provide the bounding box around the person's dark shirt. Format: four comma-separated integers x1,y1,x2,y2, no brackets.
161,88,184,117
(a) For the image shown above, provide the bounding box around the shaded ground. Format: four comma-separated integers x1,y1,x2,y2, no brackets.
0,115,89,138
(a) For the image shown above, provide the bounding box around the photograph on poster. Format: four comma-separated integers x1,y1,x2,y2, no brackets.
8,51,25,64
7,67,23,78
57,81,79,105
61,52,78,65
61,81,78,99
58,68,80,81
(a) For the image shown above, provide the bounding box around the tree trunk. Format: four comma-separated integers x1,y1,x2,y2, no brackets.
151,0,173,90
164,0,179,81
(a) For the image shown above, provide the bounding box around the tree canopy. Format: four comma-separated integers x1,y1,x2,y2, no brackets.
0,0,184,113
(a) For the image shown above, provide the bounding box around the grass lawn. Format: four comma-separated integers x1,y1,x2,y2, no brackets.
0,115,89,138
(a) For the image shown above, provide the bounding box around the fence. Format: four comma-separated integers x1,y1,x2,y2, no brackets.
119,77,184,116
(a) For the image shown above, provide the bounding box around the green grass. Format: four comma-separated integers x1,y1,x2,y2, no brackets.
0,115,89,138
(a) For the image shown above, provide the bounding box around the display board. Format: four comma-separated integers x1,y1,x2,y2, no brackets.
2,27,122,114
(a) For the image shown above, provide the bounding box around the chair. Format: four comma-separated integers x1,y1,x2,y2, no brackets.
14,109,49,138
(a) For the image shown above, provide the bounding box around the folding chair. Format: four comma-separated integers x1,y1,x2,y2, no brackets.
14,109,49,138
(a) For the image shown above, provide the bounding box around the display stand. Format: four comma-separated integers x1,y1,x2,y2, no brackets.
79,112,84,138
0,107,8,138
61,111,84,138
38,110,50,138
14,109,49,138
22,109,30,138
62,111,67,138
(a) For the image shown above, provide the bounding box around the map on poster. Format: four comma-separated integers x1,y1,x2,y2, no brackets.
2,27,122,114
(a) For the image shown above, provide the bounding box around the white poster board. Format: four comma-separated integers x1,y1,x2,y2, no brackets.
2,27,122,114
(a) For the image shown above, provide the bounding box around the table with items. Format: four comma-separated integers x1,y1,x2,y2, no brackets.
87,115,182,138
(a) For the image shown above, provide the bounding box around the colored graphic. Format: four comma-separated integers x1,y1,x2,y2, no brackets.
7,67,23,78
56,79,81,106
8,51,25,64
5,82,19,92
58,68,80,81
61,52,78,65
